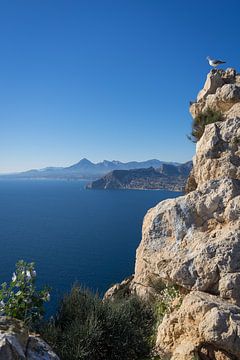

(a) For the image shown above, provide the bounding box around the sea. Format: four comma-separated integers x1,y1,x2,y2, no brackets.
0,179,181,315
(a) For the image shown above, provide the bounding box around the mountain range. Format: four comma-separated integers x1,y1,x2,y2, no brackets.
1,158,182,180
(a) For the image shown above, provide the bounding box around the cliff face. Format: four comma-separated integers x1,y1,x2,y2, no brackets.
187,68,240,192
106,68,240,359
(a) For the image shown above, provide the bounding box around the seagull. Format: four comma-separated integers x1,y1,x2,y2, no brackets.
207,56,226,67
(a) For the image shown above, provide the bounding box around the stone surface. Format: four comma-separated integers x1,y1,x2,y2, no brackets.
0,317,59,360
197,69,225,102
191,117,240,188
156,291,240,360
225,102,240,119
104,276,133,300
27,335,59,360
190,68,240,119
131,178,240,304
187,68,240,191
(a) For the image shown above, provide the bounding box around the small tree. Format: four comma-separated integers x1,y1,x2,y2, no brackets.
188,108,223,142
0,260,50,325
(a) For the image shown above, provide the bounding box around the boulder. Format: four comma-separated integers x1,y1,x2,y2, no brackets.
0,317,59,360
26,335,59,360
190,68,240,119
197,69,225,102
104,276,133,300
157,291,240,360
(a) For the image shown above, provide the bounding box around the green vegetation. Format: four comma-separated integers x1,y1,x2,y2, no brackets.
185,173,197,193
146,274,183,359
147,275,182,318
154,285,181,318
188,108,223,142
0,260,50,326
1,261,183,359
40,285,155,360
150,284,182,353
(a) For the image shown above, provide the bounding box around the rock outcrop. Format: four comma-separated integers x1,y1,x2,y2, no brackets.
157,291,240,360
186,69,240,193
132,177,240,304
106,68,240,359
191,68,240,117
0,317,59,360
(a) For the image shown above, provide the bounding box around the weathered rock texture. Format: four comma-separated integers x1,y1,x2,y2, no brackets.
107,68,240,359
132,177,240,304
0,317,59,360
187,68,240,192
191,68,240,117
157,291,240,360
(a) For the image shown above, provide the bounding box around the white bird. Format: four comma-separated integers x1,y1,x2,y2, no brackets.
207,56,226,67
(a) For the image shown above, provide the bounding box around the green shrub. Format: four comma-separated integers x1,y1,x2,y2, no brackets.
40,285,155,360
0,260,50,326
188,108,223,142
185,173,197,194
147,275,182,317
232,136,240,146
147,274,166,294
145,276,183,357
154,285,181,319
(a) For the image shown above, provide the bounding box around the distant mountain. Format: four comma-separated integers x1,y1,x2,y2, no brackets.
0,158,182,180
86,161,192,191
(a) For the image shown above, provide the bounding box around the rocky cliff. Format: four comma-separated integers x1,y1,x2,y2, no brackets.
105,68,240,359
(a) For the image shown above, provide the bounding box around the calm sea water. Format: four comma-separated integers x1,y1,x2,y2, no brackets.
0,180,181,315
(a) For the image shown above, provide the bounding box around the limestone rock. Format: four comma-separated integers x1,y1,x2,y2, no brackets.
190,68,240,119
26,335,59,360
225,102,240,119
197,70,225,102
104,276,133,300
192,117,240,188
131,178,240,304
0,317,28,360
188,68,240,191
0,317,59,360
157,291,240,360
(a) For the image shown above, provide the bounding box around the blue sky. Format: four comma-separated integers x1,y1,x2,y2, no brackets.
1,0,240,173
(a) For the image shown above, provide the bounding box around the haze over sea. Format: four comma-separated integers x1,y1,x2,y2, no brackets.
0,179,181,315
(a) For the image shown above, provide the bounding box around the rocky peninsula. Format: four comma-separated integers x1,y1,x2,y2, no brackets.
105,68,240,359
86,162,192,191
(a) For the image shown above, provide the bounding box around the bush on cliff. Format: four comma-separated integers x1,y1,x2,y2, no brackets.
41,285,155,360
0,260,50,326
188,108,223,142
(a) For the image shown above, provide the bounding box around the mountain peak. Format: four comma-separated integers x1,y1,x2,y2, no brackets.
78,158,93,165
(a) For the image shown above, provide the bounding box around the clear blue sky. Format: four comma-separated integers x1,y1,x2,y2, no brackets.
1,0,240,173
